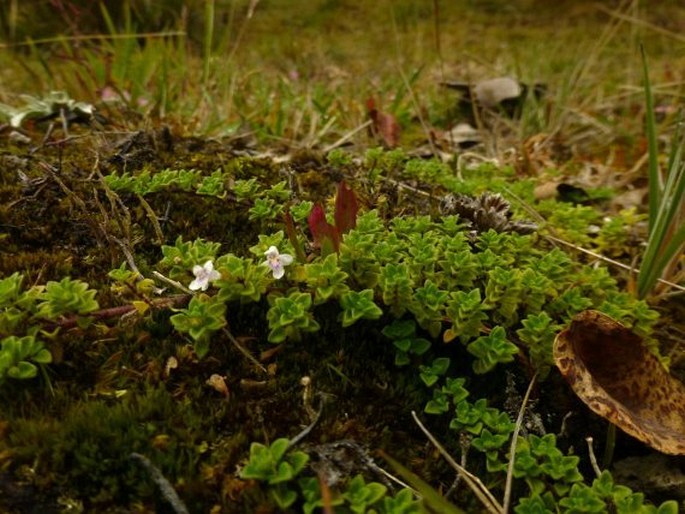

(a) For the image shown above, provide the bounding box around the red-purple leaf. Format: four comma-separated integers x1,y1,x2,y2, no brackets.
334,181,359,236
308,203,339,253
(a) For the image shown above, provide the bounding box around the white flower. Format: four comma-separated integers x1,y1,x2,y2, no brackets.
262,246,293,279
189,260,221,291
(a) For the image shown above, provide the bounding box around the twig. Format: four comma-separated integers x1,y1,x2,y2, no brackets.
411,411,504,514
396,65,438,158
585,437,602,478
135,193,165,245
152,271,194,295
323,120,373,153
129,452,189,514
502,372,538,513
288,400,324,449
41,295,187,330
372,463,414,493
222,327,268,376
543,234,685,293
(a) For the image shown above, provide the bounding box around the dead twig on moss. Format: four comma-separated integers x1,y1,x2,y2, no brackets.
129,452,189,514
411,411,504,514
502,372,537,513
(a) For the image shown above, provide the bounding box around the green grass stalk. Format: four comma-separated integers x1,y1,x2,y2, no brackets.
637,46,685,299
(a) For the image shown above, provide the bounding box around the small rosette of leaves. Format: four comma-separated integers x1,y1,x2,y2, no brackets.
240,438,309,509
378,263,414,317
342,474,388,513
483,267,523,326
36,277,99,320
513,434,583,498
232,178,261,200
450,397,515,472
516,312,560,378
467,326,519,374
215,254,271,304
437,245,479,290
515,466,679,513
300,476,419,514
0,272,31,335
170,295,226,358
408,279,448,338
405,232,438,278
381,319,431,366
159,236,221,282
266,292,320,343
304,254,350,304
338,210,383,288
338,289,383,327
108,263,157,298
418,357,450,387
598,292,659,339
425,376,469,415
249,197,283,221
289,200,314,223
444,288,487,344
196,169,226,197
0,335,52,383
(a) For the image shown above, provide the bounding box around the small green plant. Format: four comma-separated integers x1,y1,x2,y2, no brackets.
215,254,271,303
482,267,524,326
381,319,431,366
342,474,388,513
378,263,415,317
303,254,350,304
424,377,469,415
290,200,315,223
196,169,226,197
443,288,487,344
0,272,31,335
516,312,560,378
338,289,383,327
232,178,262,200
36,277,99,320
169,295,226,358
240,438,309,509
409,279,449,338
0,335,52,382
266,292,321,343
249,197,283,221
159,236,221,282
467,326,519,374
418,357,450,387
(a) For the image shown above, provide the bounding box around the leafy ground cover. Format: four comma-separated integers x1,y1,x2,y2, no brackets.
0,1,684,513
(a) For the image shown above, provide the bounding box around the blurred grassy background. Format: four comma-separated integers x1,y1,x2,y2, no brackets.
0,0,683,150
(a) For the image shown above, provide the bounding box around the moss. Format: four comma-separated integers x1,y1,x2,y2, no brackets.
3,385,223,507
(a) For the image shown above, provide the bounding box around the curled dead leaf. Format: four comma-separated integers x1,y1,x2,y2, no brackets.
554,310,685,455
164,356,178,377
206,374,229,398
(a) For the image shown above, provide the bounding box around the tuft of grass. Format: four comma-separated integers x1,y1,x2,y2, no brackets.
637,46,685,299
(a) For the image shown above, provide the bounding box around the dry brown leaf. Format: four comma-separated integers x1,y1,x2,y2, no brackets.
554,310,685,455
206,374,229,398
366,97,400,148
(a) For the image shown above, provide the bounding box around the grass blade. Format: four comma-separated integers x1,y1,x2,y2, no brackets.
641,45,660,231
